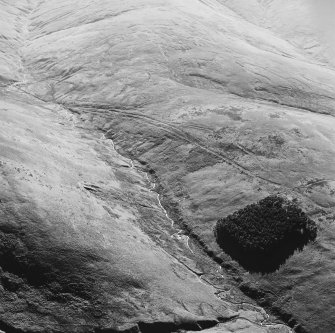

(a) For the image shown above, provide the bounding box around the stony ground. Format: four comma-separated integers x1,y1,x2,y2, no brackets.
1,0,335,332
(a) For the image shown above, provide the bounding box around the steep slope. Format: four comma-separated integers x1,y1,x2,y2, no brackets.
0,1,291,332
0,0,32,84
1,0,335,332
0,91,245,331
222,0,335,67
2,83,292,332
23,0,335,114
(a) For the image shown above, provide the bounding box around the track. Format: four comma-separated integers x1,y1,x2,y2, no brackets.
66,104,335,206
97,116,291,332
67,104,282,187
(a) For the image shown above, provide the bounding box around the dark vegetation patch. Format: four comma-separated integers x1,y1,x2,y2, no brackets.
268,134,285,146
215,195,317,273
224,107,244,121
103,120,310,331
245,133,286,158
94,318,224,333
137,318,224,333
186,147,221,173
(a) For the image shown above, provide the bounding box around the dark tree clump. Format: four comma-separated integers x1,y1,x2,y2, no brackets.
215,195,317,272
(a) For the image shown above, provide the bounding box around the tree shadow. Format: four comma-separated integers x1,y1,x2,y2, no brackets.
216,231,316,273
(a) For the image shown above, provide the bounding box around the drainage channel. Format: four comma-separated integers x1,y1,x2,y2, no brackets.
98,126,293,333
